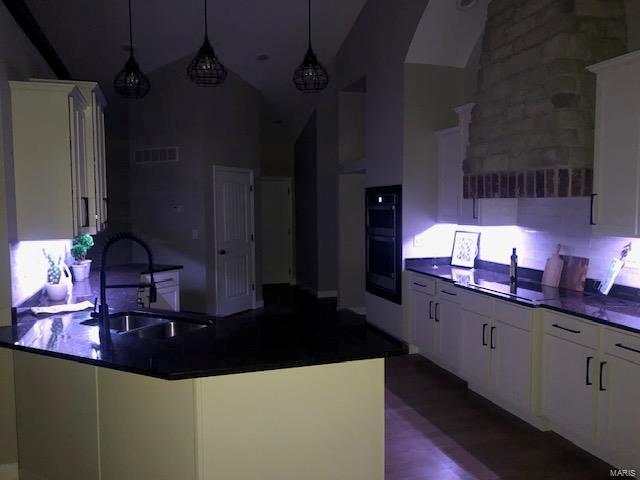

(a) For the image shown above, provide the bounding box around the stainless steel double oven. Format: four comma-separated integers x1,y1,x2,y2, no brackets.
365,185,402,304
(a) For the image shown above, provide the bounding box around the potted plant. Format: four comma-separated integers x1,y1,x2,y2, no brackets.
44,251,69,301
70,234,94,281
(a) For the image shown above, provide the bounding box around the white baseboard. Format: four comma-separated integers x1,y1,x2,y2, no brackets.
0,463,19,480
346,306,366,315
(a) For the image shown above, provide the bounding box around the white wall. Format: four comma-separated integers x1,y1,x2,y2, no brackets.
338,173,365,310
0,2,54,468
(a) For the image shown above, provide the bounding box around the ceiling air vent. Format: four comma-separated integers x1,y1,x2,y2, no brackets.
134,146,179,165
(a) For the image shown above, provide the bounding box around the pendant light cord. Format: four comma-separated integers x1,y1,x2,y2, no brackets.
308,0,311,46
128,0,133,53
204,0,208,38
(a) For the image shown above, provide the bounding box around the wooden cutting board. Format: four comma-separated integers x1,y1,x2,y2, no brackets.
559,255,589,291
541,245,564,287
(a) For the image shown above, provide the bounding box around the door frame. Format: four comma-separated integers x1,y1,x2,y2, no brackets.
260,176,294,285
212,165,256,315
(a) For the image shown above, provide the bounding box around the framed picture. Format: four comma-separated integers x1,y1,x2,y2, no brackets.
451,231,480,268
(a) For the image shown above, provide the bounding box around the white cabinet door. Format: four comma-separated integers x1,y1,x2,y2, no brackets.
542,334,597,443
597,354,640,471
436,127,462,224
412,290,437,359
491,320,531,413
461,309,490,387
437,297,462,374
589,53,640,237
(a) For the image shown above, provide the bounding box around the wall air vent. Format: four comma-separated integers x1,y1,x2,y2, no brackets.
133,146,179,165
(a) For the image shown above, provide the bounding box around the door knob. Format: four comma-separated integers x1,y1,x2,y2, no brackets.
218,249,226,255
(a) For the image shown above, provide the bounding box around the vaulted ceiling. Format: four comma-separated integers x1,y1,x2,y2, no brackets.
25,0,366,123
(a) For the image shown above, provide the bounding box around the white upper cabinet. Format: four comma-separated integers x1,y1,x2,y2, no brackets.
31,79,109,234
588,51,640,237
435,127,462,223
9,81,89,240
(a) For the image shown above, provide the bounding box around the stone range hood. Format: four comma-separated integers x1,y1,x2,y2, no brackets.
463,0,627,199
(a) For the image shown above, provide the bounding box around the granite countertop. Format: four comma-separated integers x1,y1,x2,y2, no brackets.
406,258,640,335
0,306,406,380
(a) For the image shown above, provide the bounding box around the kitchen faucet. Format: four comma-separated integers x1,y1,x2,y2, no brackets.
92,232,157,330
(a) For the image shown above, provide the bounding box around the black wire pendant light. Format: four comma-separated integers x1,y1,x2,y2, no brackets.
293,0,329,93
114,0,150,98
187,0,227,87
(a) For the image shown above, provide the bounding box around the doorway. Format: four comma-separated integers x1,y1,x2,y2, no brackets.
260,177,293,285
212,166,255,316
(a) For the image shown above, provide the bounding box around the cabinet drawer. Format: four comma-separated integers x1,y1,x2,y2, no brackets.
459,290,494,318
494,300,533,332
543,311,598,348
411,274,436,295
602,328,640,366
436,281,460,303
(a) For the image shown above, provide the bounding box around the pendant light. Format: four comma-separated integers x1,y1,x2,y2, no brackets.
187,0,227,87
293,0,329,93
114,0,150,98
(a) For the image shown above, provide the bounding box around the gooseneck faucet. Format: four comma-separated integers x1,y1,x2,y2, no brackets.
92,232,157,329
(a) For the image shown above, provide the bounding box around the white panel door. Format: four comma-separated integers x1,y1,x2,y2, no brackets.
542,334,597,443
214,167,255,316
461,309,490,387
491,320,531,413
597,354,640,471
260,178,292,284
436,298,462,375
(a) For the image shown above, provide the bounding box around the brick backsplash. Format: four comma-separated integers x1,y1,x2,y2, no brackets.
462,167,592,198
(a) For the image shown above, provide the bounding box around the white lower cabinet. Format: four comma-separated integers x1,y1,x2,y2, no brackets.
491,319,532,413
461,298,535,418
411,276,461,375
597,328,640,471
410,272,640,471
461,308,490,387
542,333,597,444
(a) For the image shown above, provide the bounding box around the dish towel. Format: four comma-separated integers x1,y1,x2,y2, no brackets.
31,300,94,315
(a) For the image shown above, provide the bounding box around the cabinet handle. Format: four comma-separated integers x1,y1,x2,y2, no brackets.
413,282,428,288
428,300,433,320
482,323,488,346
434,303,440,322
441,290,457,296
585,356,593,386
82,197,89,227
599,361,607,391
472,197,478,220
552,324,581,334
615,343,640,355
590,193,597,226
490,326,496,349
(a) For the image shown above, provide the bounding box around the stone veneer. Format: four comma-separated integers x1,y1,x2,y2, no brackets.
464,0,627,198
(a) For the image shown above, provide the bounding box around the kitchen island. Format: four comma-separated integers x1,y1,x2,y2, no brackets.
1,292,404,480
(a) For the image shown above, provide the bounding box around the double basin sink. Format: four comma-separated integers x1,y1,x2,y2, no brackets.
82,312,209,340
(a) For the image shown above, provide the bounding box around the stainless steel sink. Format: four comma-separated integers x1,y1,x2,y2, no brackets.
107,313,166,333
123,321,207,340
81,313,165,332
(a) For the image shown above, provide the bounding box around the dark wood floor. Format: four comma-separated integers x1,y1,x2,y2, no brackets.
385,355,612,480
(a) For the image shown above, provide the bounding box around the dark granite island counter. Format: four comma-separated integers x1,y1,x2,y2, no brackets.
1,299,404,480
